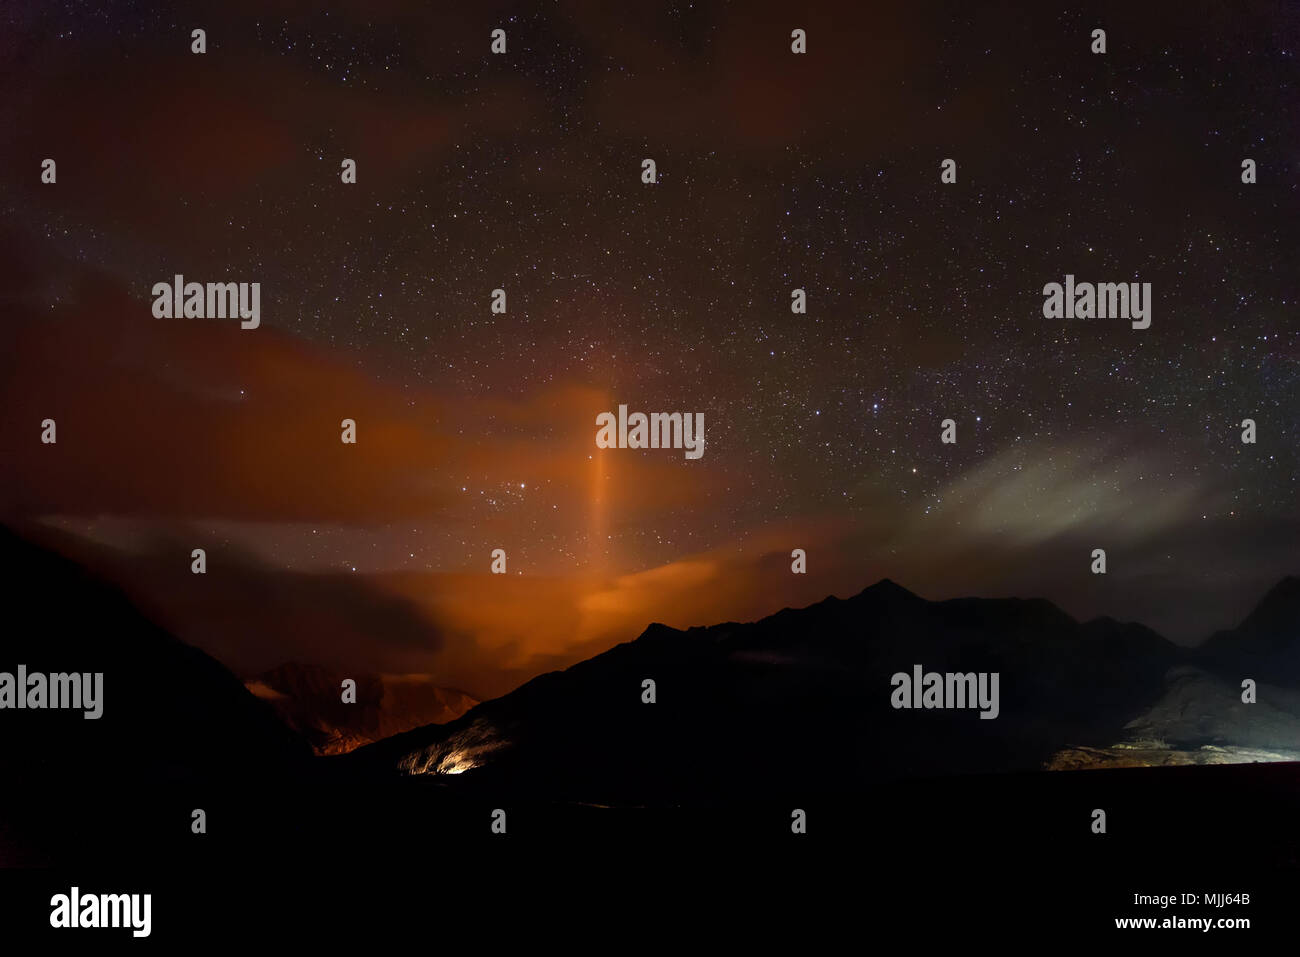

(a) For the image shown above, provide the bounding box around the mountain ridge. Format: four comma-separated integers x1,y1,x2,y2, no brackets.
348,575,1210,801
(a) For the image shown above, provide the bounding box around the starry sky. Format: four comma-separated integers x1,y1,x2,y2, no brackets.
1,1,1297,698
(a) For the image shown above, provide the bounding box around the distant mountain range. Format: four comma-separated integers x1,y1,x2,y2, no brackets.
246,662,477,754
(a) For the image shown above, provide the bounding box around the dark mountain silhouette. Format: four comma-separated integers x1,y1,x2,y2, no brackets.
1199,575,1300,685
0,526,307,769
247,661,477,754
350,579,1188,803
0,526,309,863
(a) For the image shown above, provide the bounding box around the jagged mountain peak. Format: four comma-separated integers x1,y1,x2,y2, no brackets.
1239,575,1300,636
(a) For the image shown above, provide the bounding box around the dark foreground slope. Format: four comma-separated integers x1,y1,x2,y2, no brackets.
3,758,1295,942
0,526,310,864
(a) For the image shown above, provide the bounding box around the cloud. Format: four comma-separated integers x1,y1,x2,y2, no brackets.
918,434,1222,547
17,521,448,679
0,265,730,528
0,276,453,522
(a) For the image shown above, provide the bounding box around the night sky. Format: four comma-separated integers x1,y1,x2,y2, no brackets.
1,1,1297,699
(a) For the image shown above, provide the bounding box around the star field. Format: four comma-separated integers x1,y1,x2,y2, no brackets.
1,0,1296,693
